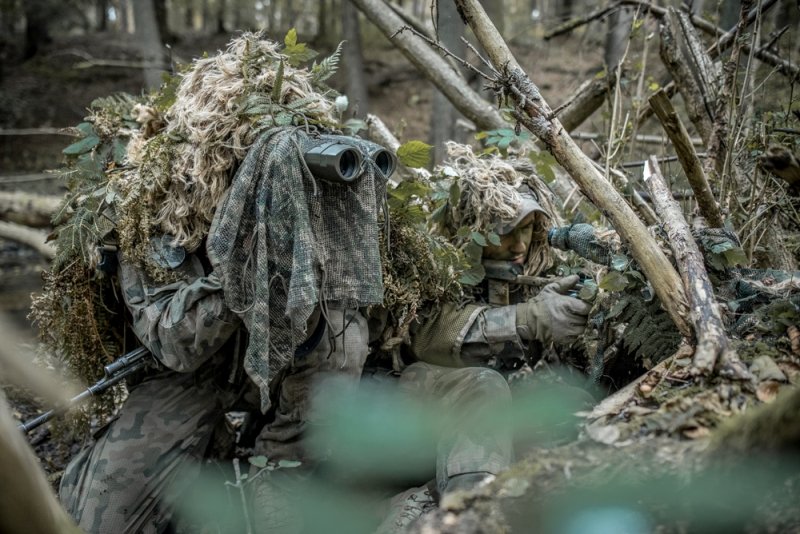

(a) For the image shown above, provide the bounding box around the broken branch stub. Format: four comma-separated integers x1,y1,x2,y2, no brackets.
453,0,691,337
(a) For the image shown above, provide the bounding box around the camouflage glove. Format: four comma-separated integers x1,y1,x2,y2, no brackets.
515,275,591,344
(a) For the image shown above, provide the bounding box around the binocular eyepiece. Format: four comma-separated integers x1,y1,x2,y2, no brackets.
303,138,397,184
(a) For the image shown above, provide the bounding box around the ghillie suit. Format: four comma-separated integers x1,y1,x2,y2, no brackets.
29,31,348,426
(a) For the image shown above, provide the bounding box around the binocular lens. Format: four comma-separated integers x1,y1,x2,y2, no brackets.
338,148,360,180
304,142,363,183
371,149,397,178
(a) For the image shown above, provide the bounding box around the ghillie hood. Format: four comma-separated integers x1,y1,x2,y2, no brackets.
435,142,562,277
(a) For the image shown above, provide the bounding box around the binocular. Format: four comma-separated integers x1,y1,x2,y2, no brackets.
303,136,397,184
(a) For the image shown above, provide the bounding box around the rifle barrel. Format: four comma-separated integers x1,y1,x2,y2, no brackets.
18,349,150,433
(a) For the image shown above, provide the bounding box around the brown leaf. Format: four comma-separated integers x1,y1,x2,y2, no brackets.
683,426,711,440
756,380,782,404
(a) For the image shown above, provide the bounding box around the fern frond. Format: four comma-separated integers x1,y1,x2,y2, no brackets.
312,41,343,84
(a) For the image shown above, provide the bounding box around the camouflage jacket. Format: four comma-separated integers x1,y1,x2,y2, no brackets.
409,281,528,370
118,243,242,374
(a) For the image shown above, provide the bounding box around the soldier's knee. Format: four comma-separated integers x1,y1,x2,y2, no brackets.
449,367,511,404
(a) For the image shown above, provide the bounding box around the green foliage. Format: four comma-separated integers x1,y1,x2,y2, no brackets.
396,140,433,168
311,41,343,84
476,128,530,156
529,150,558,184
283,27,319,66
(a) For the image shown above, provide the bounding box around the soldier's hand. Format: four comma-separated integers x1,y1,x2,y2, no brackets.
515,275,591,344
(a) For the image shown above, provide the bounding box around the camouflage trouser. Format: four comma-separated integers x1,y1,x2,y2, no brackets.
59,369,224,534
59,309,371,534
254,308,370,463
398,362,514,495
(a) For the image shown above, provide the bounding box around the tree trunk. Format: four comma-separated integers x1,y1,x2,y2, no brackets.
132,0,164,89
429,0,465,163
23,0,53,59
604,6,633,70
216,0,226,34
0,221,55,259
350,0,505,131
342,2,370,118
96,0,109,31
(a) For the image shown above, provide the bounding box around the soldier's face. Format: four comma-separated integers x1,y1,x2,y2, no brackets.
482,213,536,264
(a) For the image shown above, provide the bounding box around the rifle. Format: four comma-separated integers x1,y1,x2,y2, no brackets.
19,347,151,433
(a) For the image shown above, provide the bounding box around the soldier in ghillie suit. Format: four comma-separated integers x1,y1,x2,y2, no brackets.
374,143,592,532
46,34,392,532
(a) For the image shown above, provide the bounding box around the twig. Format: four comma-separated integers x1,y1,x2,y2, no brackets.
391,26,494,82
544,2,620,40
231,459,252,534
571,132,703,146
621,153,708,169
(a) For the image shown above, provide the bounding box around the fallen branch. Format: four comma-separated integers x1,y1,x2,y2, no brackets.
0,128,72,136
0,191,61,228
571,131,704,146
453,0,692,337
648,89,724,227
0,221,56,259
643,156,746,377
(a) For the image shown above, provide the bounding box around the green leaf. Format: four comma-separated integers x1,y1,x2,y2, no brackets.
248,456,269,468
464,242,483,261
285,28,298,47
578,280,598,301
63,135,100,155
285,43,319,66
397,140,433,169
599,271,629,292
610,254,629,271
529,150,557,184
487,232,501,246
710,241,735,254
343,118,367,135
112,138,128,164
471,231,487,247
449,182,460,206
76,122,95,136
277,459,302,469
272,60,284,102
723,247,748,267
456,226,471,238
459,263,486,286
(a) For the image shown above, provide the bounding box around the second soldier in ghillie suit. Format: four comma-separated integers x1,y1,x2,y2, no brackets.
45,33,394,533
374,143,592,532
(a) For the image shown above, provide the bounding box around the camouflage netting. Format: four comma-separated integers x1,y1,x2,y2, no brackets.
434,142,563,278
207,128,387,412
